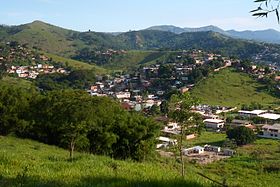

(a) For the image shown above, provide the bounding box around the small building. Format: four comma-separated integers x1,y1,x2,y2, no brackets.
260,124,280,139
183,146,204,155
203,119,224,131
204,145,221,153
156,136,177,149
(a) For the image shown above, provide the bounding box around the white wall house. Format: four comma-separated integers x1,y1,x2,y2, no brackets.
260,124,280,140
203,119,224,131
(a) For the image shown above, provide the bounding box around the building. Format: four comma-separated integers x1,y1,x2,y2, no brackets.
238,110,267,118
204,145,221,153
260,124,280,139
203,119,224,131
156,136,177,149
183,146,204,155
258,113,280,121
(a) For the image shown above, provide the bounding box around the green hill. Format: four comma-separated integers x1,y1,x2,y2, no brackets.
191,68,280,107
2,21,280,67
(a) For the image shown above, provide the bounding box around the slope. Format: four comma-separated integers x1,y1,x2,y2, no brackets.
0,136,208,187
44,52,108,74
191,68,280,107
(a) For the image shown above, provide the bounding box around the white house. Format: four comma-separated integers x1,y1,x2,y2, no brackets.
156,136,177,149
260,124,280,139
115,92,131,99
182,146,204,155
203,119,224,131
164,122,179,130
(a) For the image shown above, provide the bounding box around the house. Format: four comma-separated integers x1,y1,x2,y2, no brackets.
115,92,131,99
204,145,221,153
238,110,267,118
156,136,177,149
164,122,179,130
203,119,224,131
260,124,280,139
183,146,204,155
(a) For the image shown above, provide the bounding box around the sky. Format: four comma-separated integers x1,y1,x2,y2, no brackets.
1,0,280,32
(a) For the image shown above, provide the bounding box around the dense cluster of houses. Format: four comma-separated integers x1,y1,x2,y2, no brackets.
88,50,234,112
0,42,68,79
7,64,68,79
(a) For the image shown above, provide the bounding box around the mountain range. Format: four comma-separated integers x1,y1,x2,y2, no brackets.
146,25,280,44
1,21,280,68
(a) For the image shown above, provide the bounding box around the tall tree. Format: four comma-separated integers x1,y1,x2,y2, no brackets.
168,93,203,178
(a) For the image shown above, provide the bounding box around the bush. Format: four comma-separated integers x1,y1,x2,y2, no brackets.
226,126,256,146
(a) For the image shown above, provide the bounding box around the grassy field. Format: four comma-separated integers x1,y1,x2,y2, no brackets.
0,136,211,187
187,132,227,147
0,134,279,187
191,68,280,108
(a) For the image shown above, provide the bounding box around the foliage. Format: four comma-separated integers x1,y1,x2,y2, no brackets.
168,93,203,177
35,69,96,91
0,85,160,161
226,126,256,146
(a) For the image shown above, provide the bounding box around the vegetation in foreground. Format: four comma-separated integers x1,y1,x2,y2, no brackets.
0,134,279,187
191,68,280,107
0,136,210,187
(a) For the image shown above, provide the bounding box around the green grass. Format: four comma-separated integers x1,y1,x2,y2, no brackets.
44,52,108,74
0,134,279,186
0,136,211,187
191,68,280,108
186,132,227,147
202,138,280,187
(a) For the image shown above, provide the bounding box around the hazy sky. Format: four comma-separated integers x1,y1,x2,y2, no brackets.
1,0,279,32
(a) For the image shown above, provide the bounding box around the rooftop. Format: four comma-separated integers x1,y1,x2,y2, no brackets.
203,119,224,123
258,113,280,120
238,110,267,115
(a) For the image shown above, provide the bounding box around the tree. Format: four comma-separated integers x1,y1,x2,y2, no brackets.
0,62,8,79
252,0,280,23
32,90,96,160
226,126,256,146
168,93,203,178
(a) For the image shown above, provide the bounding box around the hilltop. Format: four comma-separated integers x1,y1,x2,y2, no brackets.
1,21,280,68
146,25,280,44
